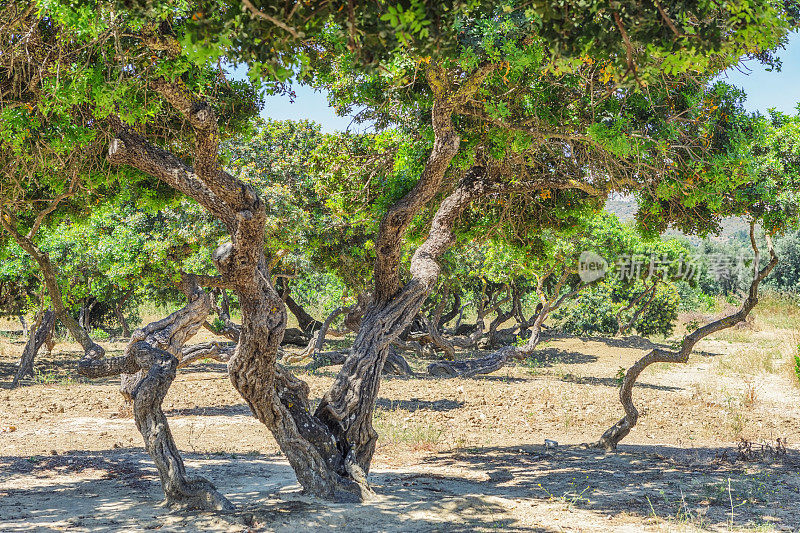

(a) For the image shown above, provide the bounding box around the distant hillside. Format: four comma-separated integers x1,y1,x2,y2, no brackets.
604,196,751,243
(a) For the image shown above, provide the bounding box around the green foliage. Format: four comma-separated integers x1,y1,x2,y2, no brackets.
771,228,800,292
633,283,680,337
615,367,627,387
794,347,800,385
555,282,620,336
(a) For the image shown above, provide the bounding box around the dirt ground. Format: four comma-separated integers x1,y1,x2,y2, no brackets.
1,310,799,532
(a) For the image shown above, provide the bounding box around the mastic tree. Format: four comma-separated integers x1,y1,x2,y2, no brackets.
595,111,800,450
6,0,796,510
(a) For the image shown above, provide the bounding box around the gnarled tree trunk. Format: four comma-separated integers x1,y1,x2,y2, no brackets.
178,341,236,368
11,308,55,387
106,52,496,503
78,277,231,510
595,225,777,450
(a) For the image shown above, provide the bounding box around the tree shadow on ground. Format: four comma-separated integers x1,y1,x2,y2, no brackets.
3,445,797,531
540,332,725,358
165,404,252,417
539,331,668,350
165,397,465,417
559,373,683,392
0,448,550,532
420,443,800,531
375,397,464,412
531,347,598,366
0,356,121,389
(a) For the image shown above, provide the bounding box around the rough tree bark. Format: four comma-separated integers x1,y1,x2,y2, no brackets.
178,341,236,368
313,158,499,480
595,224,777,450
78,276,232,510
343,291,371,332
11,308,55,387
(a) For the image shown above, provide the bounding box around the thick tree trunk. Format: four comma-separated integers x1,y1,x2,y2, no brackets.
314,166,493,477
178,341,235,368
78,278,231,510
595,227,777,450
11,308,55,387
129,340,233,510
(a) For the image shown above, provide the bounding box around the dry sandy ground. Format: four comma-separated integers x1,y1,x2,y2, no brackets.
1,322,799,532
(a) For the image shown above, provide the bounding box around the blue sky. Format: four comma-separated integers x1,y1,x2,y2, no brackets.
260,32,800,132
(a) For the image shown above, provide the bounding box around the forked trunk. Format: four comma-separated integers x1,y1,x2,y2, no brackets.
105,59,495,503
79,278,231,510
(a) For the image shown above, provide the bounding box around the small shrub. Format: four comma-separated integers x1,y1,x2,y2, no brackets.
634,283,680,337
615,366,626,387
92,329,110,341
553,282,618,336
793,349,800,385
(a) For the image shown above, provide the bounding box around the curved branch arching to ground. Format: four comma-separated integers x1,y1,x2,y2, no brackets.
594,224,778,450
